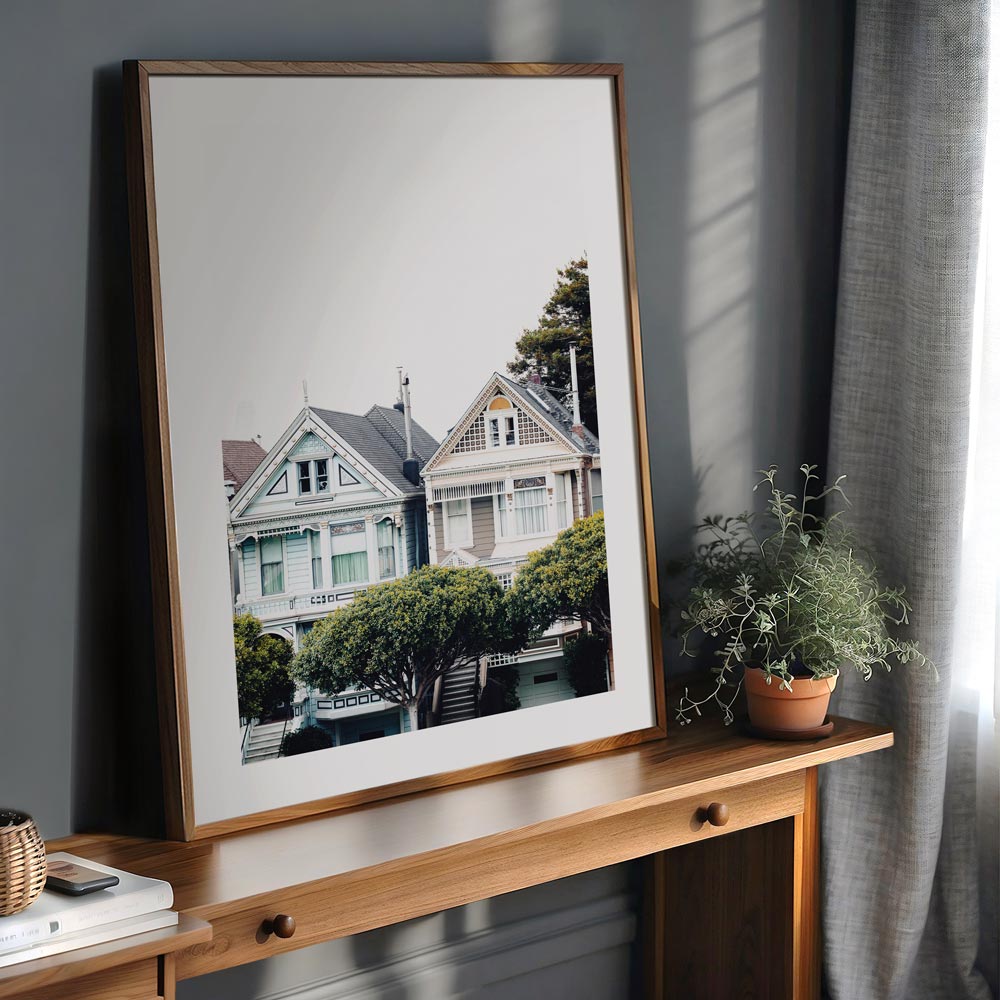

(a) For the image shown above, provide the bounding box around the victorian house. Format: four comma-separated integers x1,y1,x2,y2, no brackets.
420,366,602,723
223,383,438,758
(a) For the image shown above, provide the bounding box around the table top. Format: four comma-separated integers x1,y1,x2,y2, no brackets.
51,716,892,918
0,913,211,999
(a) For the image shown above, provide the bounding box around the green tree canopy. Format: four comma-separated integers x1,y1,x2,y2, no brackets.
507,257,597,435
507,512,611,641
564,633,610,697
293,565,524,731
233,613,295,721
280,725,333,757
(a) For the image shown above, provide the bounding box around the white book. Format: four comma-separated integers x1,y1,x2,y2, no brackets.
0,909,178,969
0,853,173,954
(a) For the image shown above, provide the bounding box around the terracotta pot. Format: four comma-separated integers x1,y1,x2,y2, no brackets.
743,667,838,733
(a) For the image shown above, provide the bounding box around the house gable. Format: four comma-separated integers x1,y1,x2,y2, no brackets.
230,410,404,523
422,373,592,476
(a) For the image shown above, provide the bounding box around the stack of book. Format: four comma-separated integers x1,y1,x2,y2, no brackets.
0,853,175,968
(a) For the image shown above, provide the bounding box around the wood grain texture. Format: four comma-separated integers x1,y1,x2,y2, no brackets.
175,773,803,978
0,915,210,1000
49,719,890,980
658,818,797,999
136,61,624,77
21,960,158,1000
158,953,176,1000
122,58,666,841
646,768,824,999
123,59,195,842
792,767,821,1000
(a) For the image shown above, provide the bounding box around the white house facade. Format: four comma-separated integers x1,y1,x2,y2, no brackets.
224,397,438,759
420,371,602,723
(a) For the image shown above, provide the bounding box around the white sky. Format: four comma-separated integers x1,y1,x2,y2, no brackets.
150,76,613,445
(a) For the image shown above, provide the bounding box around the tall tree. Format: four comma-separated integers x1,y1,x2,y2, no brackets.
506,512,611,641
233,613,295,722
293,565,523,732
507,257,598,435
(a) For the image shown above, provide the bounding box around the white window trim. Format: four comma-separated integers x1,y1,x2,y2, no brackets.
486,407,519,450
296,460,313,496
375,516,398,579
493,482,553,541
259,534,287,596
297,458,332,496
443,497,474,549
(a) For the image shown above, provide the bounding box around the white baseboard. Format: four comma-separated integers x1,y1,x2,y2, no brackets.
256,891,636,1000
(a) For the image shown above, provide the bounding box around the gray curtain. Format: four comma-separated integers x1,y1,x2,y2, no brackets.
822,2,993,999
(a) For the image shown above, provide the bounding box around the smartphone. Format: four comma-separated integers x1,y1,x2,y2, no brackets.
45,859,120,896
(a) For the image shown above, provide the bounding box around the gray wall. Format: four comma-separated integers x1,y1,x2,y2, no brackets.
0,0,851,996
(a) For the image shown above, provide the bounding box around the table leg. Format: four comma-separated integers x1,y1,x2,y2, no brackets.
643,766,821,1000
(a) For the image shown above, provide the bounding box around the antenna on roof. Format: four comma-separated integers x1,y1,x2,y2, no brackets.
302,380,309,406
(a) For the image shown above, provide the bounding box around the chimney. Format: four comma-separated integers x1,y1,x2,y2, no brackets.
398,368,420,485
568,342,584,438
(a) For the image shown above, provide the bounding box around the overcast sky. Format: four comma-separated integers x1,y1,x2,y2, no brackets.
151,75,619,447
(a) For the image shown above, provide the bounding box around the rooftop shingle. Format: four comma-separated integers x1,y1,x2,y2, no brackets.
311,405,439,494
222,439,267,491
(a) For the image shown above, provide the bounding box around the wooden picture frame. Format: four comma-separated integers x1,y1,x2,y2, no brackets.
124,60,665,841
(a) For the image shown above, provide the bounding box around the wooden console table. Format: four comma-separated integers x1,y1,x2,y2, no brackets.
2,718,891,1000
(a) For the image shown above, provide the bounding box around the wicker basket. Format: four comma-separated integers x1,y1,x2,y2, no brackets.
0,810,47,916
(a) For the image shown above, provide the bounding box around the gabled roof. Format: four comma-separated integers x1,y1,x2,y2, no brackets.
494,373,600,454
422,372,600,475
311,405,439,496
222,439,266,491
365,405,440,467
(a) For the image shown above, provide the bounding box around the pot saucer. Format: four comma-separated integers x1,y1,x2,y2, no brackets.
742,716,835,741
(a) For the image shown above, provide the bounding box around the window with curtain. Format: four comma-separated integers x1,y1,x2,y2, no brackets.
377,519,396,578
590,469,603,513
554,472,570,528
331,522,368,585
513,479,547,535
259,536,284,596
444,498,472,547
310,531,323,589
495,493,509,537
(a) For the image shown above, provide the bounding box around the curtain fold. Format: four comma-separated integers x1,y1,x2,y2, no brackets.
822,2,993,999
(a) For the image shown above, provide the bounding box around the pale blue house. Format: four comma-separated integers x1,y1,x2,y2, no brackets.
223,392,438,758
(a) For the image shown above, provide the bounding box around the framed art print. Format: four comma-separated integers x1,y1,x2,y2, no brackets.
124,61,665,840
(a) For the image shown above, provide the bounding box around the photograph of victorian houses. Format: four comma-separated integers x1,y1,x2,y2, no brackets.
224,259,613,764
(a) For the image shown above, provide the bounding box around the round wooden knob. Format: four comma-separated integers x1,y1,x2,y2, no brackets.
267,914,296,939
701,802,730,827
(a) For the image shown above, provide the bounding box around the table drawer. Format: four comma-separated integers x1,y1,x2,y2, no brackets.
27,958,160,1000
179,771,804,979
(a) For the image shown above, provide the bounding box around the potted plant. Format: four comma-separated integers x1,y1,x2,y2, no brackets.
674,465,929,734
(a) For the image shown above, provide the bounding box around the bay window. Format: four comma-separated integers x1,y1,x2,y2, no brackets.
377,519,396,578
331,522,368,585
496,478,549,537
514,484,548,535
310,531,323,589
590,469,603,513
260,536,285,595
554,473,570,529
